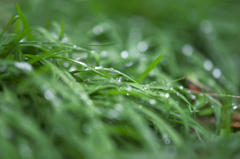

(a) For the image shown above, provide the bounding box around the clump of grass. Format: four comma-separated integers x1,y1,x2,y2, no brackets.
0,2,240,159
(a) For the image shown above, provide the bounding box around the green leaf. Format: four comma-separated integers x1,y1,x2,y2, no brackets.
136,55,163,83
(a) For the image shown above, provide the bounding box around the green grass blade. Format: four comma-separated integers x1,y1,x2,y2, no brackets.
136,55,163,83
15,4,30,30
15,3,32,39
59,20,65,40
0,15,19,39
0,29,29,59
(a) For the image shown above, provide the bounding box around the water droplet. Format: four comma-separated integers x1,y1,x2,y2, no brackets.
176,92,180,96
109,68,114,71
80,93,88,100
150,99,156,105
204,60,213,71
61,37,68,43
164,138,171,144
200,20,213,34
138,105,142,109
179,86,183,90
100,51,107,58
212,68,221,79
182,44,193,56
211,105,214,108
115,104,123,112
73,45,77,48
19,144,32,158
82,124,92,134
121,51,128,59
126,85,132,91
142,87,147,90
233,105,238,110
191,95,196,100
125,61,134,67
87,100,92,105
170,87,173,91
93,25,103,35
165,93,170,98
137,41,148,52
69,66,77,72
95,65,103,70
119,77,123,82
127,93,129,96
15,62,32,71
63,61,70,68
44,89,55,101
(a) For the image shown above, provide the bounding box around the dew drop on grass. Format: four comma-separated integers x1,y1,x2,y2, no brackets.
61,37,68,43
170,87,173,91
82,124,92,134
87,100,92,105
95,65,103,70
15,62,32,71
200,20,213,34
150,99,156,105
115,104,123,112
191,95,196,100
182,44,193,56
110,68,114,71
137,41,148,52
19,144,32,158
233,104,238,110
165,93,170,98
69,66,77,72
44,89,55,101
204,60,213,71
212,68,221,79
125,61,134,67
176,91,180,96
126,85,132,91
92,25,103,35
179,86,183,90
127,93,129,96
138,105,142,109
164,138,171,144
121,51,128,59
100,51,108,58
117,77,123,82
73,45,77,48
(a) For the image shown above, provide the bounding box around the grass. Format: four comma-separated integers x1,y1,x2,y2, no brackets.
0,1,240,159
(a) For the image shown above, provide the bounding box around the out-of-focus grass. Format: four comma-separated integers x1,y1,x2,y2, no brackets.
0,1,240,159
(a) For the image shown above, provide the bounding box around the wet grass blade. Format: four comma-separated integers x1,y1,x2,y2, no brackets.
136,55,163,83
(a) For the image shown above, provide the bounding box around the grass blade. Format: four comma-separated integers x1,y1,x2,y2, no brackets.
0,15,19,39
59,20,65,40
136,55,163,83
